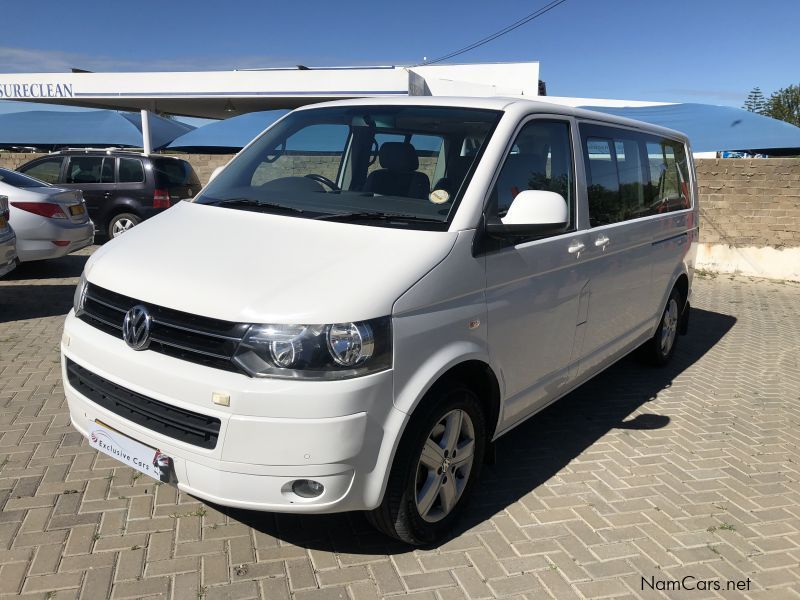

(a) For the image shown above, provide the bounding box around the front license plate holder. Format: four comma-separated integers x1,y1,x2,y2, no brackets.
88,419,177,484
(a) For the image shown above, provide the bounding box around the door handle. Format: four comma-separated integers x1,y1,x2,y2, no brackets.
568,241,585,254
594,235,610,248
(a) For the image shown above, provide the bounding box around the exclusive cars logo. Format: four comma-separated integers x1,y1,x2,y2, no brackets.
122,305,152,350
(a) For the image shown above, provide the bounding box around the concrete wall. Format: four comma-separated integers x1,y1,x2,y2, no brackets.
2,152,798,280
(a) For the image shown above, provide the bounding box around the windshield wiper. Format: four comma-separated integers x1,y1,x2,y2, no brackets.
314,211,442,224
208,197,306,215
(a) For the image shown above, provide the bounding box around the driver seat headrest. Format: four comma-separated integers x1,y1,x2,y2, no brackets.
379,142,419,172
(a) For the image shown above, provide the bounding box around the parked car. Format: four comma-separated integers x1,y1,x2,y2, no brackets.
61,98,698,545
0,195,17,277
17,150,201,239
0,168,94,262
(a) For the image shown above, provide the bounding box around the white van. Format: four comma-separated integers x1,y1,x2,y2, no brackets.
62,97,697,545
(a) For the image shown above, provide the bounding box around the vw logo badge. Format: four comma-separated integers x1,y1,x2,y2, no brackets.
122,305,152,350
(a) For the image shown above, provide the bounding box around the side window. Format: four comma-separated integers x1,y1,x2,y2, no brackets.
645,138,691,212
489,119,574,228
119,158,145,183
584,138,620,226
582,126,650,226
66,157,113,184
20,158,63,184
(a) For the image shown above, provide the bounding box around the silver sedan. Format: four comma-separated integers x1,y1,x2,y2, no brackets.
0,194,17,277
0,168,94,262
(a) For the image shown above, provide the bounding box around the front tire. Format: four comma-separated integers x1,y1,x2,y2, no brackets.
639,287,682,366
107,212,141,239
367,383,486,546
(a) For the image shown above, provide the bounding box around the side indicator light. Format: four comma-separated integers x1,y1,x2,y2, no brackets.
212,392,230,407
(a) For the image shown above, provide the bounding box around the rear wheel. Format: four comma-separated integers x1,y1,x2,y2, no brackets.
107,213,141,239
367,383,486,546
639,287,682,366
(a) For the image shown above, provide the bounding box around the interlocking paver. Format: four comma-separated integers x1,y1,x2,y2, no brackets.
2,251,800,598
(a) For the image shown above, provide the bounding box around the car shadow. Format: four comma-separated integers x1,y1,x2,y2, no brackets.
2,252,90,281
0,284,79,323
0,254,91,323
219,307,737,554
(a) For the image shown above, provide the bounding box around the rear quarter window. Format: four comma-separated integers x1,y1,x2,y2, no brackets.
119,158,145,183
153,159,200,187
20,158,63,184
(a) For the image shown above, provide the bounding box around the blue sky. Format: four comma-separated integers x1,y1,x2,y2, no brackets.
0,0,797,118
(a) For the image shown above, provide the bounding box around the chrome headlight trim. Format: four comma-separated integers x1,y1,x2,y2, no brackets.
233,316,391,380
73,271,88,316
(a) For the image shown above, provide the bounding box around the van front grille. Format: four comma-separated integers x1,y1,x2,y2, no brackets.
66,359,221,449
78,283,249,374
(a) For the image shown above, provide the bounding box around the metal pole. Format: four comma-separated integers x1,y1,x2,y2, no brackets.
141,109,152,156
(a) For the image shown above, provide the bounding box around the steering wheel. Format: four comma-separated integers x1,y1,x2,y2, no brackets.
304,174,340,191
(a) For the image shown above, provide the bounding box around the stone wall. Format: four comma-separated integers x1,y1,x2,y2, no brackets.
695,159,800,248
180,154,232,186
0,152,47,170
692,158,800,280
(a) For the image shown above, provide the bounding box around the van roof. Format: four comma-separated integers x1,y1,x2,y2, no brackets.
296,96,689,143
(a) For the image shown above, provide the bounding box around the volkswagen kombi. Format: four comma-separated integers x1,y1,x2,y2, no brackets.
62,97,697,545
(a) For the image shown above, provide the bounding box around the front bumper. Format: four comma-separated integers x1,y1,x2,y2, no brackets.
17,220,94,262
61,312,404,513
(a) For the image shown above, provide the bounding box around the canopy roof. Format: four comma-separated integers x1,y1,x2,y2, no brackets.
0,109,193,150
0,63,540,119
579,103,800,155
167,110,286,153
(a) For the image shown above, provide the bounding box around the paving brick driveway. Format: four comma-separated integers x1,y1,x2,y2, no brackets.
1,247,799,600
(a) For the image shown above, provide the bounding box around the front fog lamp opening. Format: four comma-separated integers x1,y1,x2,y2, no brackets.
327,322,374,367
292,479,324,499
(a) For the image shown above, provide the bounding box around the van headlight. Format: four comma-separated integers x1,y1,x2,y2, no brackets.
73,272,88,316
233,316,391,380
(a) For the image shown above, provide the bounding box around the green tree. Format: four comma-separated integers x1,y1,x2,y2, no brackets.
764,84,800,127
743,87,767,114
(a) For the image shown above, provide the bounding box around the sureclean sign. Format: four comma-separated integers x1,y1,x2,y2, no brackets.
0,82,74,98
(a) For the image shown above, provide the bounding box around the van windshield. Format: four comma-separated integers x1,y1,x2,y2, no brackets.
195,106,501,229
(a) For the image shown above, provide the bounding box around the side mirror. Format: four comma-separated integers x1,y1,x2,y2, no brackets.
486,190,569,238
208,166,224,183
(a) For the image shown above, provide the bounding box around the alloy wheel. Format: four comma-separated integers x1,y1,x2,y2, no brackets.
415,408,476,523
112,218,136,237
660,297,679,354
